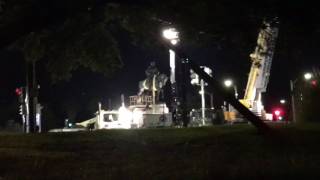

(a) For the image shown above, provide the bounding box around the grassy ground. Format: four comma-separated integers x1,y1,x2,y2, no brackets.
0,124,320,179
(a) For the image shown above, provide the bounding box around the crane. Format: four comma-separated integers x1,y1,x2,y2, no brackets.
240,19,279,119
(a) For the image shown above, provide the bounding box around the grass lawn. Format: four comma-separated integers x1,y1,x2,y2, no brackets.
0,124,320,179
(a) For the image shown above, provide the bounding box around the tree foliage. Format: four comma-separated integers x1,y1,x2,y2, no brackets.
1,0,320,81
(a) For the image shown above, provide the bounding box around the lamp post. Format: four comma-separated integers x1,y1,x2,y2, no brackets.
190,66,212,125
162,28,180,125
224,79,238,98
223,79,239,113
163,28,179,85
290,72,313,123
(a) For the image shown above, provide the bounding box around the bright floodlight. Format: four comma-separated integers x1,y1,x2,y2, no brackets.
304,73,313,80
163,28,179,45
224,79,233,87
170,39,178,45
280,99,286,104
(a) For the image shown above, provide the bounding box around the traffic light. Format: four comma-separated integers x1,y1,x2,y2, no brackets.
190,69,200,85
19,105,23,115
15,87,24,103
273,108,285,121
15,87,22,96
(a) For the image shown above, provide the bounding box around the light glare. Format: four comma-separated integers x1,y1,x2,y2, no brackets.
163,28,179,40
304,73,313,80
224,79,233,87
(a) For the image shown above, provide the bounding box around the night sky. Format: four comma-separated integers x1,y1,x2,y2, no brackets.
0,0,319,127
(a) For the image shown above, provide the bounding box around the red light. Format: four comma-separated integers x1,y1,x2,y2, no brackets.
274,110,281,116
273,109,283,117
311,80,317,86
15,88,22,96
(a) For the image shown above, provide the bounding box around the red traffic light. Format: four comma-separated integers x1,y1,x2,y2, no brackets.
15,88,22,96
274,110,281,116
311,80,317,87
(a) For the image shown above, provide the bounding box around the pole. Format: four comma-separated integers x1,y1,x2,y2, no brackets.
169,49,176,84
201,79,205,125
25,61,30,133
210,93,214,109
32,60,38,132
152,75,156,113
290,80,296,123
234,85,238,99
169,49,178,125
180,58,188,127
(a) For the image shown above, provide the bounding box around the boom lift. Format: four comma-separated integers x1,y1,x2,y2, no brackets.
239,19,279,119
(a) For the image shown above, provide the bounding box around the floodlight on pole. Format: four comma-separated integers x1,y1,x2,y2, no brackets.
162,27,180,125
162,28,180,84
304,72,313,80
163,28,179,43
224,79,233,87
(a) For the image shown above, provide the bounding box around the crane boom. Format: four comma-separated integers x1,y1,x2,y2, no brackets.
241,19,279,116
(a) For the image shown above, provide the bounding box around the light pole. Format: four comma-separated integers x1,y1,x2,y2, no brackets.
162,28,180,124
224,79,238,98
200,79,205,125
190,66,212,125
224,79,238,112
290,72,313,123
163,28,179,85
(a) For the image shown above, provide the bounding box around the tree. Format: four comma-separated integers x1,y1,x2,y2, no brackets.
297,77,320,123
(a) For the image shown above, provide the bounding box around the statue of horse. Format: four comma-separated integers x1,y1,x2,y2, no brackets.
138,62,168,95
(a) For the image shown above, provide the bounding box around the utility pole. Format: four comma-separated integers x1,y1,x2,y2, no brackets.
200,79,205,125
180,58,189,127
25,61,30,133
26,60,41,133
290,80,297,123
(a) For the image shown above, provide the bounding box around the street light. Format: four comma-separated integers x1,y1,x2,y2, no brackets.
304,72,313,80
223,79,238,99
290,72,313,123
163,28,180,125
224,79,233,87
162,28,179,85
280,99,286,104
191,66,212,126
162,28,179,45
223,79,239,114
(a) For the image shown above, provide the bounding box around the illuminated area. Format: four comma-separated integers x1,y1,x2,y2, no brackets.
224,79,233,87
118,105,133,129
274,110,281,116
170,39,178,45
304,72,313,80
280,99,286,104
132,108,144,128
273,109,284,121
162,28,179,41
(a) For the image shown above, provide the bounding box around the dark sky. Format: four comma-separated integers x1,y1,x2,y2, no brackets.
0,1,319,125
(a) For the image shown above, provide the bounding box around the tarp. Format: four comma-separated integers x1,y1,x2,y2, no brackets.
76,117,97,128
